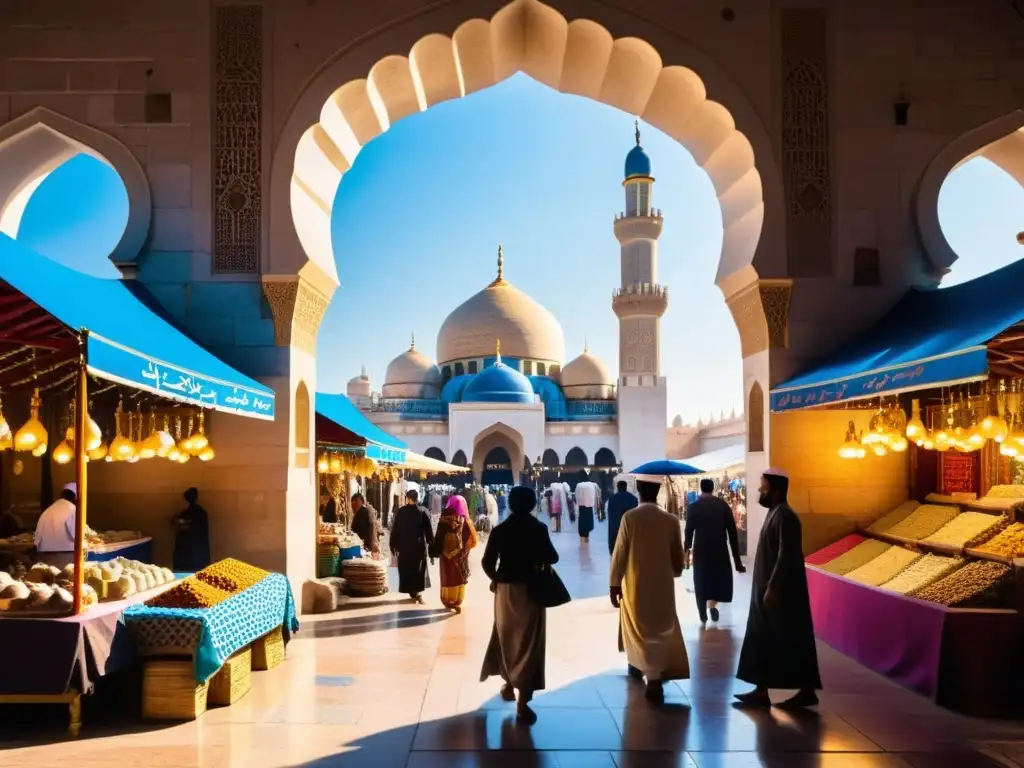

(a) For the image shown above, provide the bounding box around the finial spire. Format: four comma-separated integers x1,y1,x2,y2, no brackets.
410,331,415,350
361,364,366,377
634,119,641,146
584,336,588,354
495,338,501,361
497,244,504,281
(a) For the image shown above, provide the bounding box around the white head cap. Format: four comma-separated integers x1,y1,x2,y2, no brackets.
763,467,789,480
63,482,78,495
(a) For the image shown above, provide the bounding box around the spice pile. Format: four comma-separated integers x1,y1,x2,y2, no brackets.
805,534,866,566
922,512,1004,548
885,505,959,540
147,578,231,609
820,539,890,575
845,546,921,587
867,501,919,534
914,561,1013,607
974,522,1024,559
880,554,963,595
195,558,269,594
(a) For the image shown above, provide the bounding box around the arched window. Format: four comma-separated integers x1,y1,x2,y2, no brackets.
594,447,617,467
442,366,452,382
748,381,765,453
565,447,588,468
468,360,478,375
454,362,465,377
542,448,560,468
452,449,468,467
294,380,311,468
536,362,546,376
424,446,446,462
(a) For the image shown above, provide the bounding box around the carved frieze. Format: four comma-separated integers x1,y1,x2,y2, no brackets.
262,278,329,354
759,280,793,350
726,280,793,358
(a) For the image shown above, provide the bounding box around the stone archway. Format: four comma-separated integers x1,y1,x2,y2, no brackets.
0,107,152,273
471,422,525,484
914,110,1024,281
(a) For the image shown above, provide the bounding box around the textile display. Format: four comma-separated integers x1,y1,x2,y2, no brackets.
124,572,299,682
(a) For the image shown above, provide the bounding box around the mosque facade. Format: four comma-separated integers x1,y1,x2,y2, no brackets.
346,128,670,481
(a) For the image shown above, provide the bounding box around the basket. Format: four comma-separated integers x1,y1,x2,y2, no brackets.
317,543,341,578
252,625,285,671
142,660,208,720
209,646,252,706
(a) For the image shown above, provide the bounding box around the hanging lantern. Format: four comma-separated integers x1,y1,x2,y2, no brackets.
0,432,12,451
934,429,951,452
317,452,329,473
838,421,866,459
88,441,108,461
0,396,10,443
199,445,215,462
138,411,159,459
180,415,196,454
168,445,181,462
178,451,190,464
189,411,209,455
329,454,342,474
109,398,135,461
905,399,926,442
890,436,909,453
151,415,175,458
14,388,47,453
52,440,73,464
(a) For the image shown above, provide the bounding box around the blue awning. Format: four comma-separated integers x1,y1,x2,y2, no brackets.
0,235,275,420
315,392,407,463
771,260,1024,412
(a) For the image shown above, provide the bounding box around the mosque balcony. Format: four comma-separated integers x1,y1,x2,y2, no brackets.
612,283,668,318
613,211,663,243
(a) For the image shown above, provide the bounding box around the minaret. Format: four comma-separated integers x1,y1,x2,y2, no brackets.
614,121,668,469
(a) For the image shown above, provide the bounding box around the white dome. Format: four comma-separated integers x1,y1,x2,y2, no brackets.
561,348,615,401
436,246,564,365
346,367,371,399
382,341,442,400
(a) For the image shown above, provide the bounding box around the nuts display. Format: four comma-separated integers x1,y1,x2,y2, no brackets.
880,554,964,595
923,512,1004,548
885,504,959,540
146,577,231,610
975,522,1024,559
845,546,922,587
195,558,269,594
867,501,919,534
914,561,1013,607
805,534,866,566
820,539,890,575
982,485,1024,500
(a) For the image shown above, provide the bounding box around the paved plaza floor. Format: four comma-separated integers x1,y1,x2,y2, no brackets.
5,516,1024,767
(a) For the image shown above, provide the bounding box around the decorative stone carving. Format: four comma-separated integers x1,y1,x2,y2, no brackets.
262,279,329,354
759,280,793,350
747,382,765,453
263,280,298,347
780,8,832,278
213,5,263,274
726,283,768,358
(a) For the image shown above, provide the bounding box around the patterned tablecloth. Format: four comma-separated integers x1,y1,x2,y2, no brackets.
123,572,299,682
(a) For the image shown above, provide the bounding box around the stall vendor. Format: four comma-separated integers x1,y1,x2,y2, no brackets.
34,482,77,568
172,487,211,573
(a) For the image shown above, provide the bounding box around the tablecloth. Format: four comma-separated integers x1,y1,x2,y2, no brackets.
123,572,299,682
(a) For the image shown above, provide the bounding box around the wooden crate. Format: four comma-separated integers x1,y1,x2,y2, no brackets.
142,660,208,721
209,647,252,706
252,626,285,671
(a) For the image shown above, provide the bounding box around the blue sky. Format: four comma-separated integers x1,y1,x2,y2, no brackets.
15,73,1024,424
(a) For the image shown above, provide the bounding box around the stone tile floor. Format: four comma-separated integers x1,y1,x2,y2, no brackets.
5,518,1024,767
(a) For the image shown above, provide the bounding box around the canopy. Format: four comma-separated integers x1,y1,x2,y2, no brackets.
630,459,703,483
315,392,407,463
770,259,1024,412
0,235,275,419
399,451,471,474
678,443,745,477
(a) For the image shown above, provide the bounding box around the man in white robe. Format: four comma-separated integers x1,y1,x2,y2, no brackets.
610,479,689,704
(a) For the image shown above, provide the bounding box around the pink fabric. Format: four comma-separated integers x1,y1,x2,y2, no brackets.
446,495,469,519
804,533,866,565
806,566,946,699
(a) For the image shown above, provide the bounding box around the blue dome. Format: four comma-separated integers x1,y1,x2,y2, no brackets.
529,375,567,420
625,145,651,180
462,362,536,404
440,374,474,404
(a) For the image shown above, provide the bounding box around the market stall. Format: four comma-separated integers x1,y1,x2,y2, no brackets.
0,236,285,732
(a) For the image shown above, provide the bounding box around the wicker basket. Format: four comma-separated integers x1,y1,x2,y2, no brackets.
209,646,252,706
142,660,208,720
252,626,285,671
317,543,341,578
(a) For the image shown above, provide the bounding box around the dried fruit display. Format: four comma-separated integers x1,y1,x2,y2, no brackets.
982,485,1024,500
195,558,269,594
845,546,922,587
885,505,959,540
146,577,231,609
880,554,963,595
867,501,919,534
914,561,1013,607
820,539,890,575
922,512,1004,548
805,534,866,566
974,522,1024,559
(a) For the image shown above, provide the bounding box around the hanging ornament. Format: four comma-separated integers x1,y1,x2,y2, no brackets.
14,388,47,453
189,411,209,455
179,415,195,456
198,445,215,462
139,410,159,459
329,454,342,474
154,415,176,458
109,397,135,461
317,452,329,473
88,441,108,461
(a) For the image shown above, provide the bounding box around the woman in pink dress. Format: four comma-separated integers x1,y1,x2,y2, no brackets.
429,495,479,611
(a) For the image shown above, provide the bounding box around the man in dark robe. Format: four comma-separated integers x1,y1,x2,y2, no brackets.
172,487,211,573
736,468,821,709
389,489,434,602
319,488,338,524
685,478,745,624
350,493,379,552
607,480,638,556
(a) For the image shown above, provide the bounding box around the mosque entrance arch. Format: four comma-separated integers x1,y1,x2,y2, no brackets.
471,422,526,486
481,446,515,486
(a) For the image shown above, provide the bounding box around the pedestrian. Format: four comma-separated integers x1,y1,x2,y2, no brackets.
606,480,638,556
172,487,211,573
610,480,689,704
574,473,600,543
350,493,379,552
684,478,745,624
480,486,560,725
389,489,434,603
429,494,478,612
735,468,822,709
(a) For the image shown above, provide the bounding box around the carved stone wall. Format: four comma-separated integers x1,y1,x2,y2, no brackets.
726,280,793,358
780,8,832,278
262,278,329,355
759,280,793,350
213,4,263,274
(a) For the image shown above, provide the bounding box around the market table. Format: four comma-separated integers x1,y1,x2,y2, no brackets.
806,565,1021,717
87,537,153,563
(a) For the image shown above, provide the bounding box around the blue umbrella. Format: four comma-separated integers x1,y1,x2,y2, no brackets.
630,459,704,482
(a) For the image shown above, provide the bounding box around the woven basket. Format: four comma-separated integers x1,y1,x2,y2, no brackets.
142,660,208,721
252,625,286,671
317,544,341,578
209,646,252,706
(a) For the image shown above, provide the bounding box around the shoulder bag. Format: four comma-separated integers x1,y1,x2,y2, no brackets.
527,562,571,608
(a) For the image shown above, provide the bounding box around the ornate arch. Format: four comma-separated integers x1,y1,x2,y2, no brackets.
542,448,560,467
424,446,446,462
747,381,764,453
472,422,525,483
452,449,468,467
0,107,152,272
594,447,617,467
564,446,588,467
294,380,311,468
914,110,1024,280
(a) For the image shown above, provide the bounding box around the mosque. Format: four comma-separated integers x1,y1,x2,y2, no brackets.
346,126,675,483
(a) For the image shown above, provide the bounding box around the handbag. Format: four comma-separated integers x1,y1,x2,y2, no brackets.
527,563,571,608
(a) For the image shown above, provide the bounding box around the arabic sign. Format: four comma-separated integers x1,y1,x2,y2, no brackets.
940,453,975,495
87,334,276,420
769,348,988,413
364,444,407,464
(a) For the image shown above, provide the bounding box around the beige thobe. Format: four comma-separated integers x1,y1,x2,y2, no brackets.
610,502,689,681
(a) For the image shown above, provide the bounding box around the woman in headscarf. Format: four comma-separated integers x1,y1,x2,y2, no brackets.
429,494,478,612
480,486,559,725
